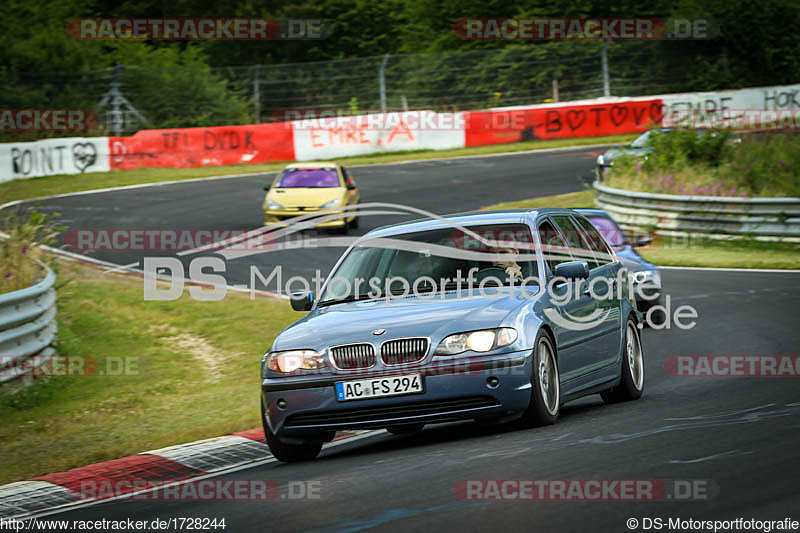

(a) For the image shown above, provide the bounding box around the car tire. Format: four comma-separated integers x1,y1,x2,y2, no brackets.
518,330,560,427
348,201,360,230
386,424,424,435
601,318,645,404
261,399,323,462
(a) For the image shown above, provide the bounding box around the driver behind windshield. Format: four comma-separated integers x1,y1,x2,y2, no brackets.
475,248,523,284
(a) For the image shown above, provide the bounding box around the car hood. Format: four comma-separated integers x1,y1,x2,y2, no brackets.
267,187,344,208
272,289,539,352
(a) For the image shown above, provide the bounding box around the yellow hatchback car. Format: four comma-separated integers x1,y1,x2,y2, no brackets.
263,162,360,231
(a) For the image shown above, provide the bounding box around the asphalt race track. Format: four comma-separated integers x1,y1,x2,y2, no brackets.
30,147,602,291
20,147,800,530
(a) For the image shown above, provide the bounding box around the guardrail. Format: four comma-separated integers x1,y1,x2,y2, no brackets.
593,181,800,241
0,262,57,384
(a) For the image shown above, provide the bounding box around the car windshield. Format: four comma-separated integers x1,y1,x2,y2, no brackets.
630,130,653,148
586,215,626,248
318,224,539,305
276,168,340,188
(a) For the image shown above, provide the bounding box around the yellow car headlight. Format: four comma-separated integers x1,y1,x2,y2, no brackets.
321,198,342,208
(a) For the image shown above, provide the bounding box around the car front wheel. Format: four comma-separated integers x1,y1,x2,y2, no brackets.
518,331,560,426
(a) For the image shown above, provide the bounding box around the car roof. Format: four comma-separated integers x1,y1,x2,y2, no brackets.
284,161,339,169
363,208,579,239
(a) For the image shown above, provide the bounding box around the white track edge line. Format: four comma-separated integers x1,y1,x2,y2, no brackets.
658,265,800,273
39,245,288,300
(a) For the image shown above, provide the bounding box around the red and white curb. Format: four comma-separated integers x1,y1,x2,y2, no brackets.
0,428,379,520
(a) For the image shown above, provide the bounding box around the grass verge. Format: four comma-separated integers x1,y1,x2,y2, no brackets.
0,134,635,205
0,260,301,485
636,238,800,269
484,189,597,211
483,189,800,269
605,130,800,198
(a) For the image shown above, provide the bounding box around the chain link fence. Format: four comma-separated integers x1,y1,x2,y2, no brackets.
0,41,712,140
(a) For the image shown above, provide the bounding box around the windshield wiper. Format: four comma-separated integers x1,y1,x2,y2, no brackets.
317,293,381,307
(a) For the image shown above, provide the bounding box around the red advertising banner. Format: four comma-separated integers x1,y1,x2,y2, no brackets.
109,122,294,170
464,99,664,147
105,100,664,170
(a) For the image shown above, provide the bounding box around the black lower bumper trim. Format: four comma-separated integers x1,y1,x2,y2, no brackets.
283,396,500,427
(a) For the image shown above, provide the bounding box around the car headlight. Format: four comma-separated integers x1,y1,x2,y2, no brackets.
321,198,341,208
266,199,284,210
434,328,518,356
263,349,327,375
597,154,605,166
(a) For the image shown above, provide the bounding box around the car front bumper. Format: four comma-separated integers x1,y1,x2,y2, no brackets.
262,350,533,437
264,208,348,228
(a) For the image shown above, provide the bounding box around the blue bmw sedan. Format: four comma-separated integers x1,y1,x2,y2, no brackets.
261,209,645,461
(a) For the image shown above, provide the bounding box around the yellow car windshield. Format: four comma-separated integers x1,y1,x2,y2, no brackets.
277,168,339,188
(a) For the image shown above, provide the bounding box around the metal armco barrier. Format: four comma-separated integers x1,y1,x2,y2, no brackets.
0,263,57,384
594,181,800,241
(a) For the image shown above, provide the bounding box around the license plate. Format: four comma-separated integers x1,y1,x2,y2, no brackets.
335,374,423,401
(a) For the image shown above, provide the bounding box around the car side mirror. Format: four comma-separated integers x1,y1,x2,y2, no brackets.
346,183,357,190
554,261,589,281
263,184,270,191
290,291,314,311
632,234,652,248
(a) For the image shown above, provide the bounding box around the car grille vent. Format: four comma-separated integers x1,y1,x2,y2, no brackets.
331,343,376,369
381,338,429,365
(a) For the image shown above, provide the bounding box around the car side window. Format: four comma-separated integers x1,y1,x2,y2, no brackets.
537,219,573,276
551,215,600,271
574,216,614,266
